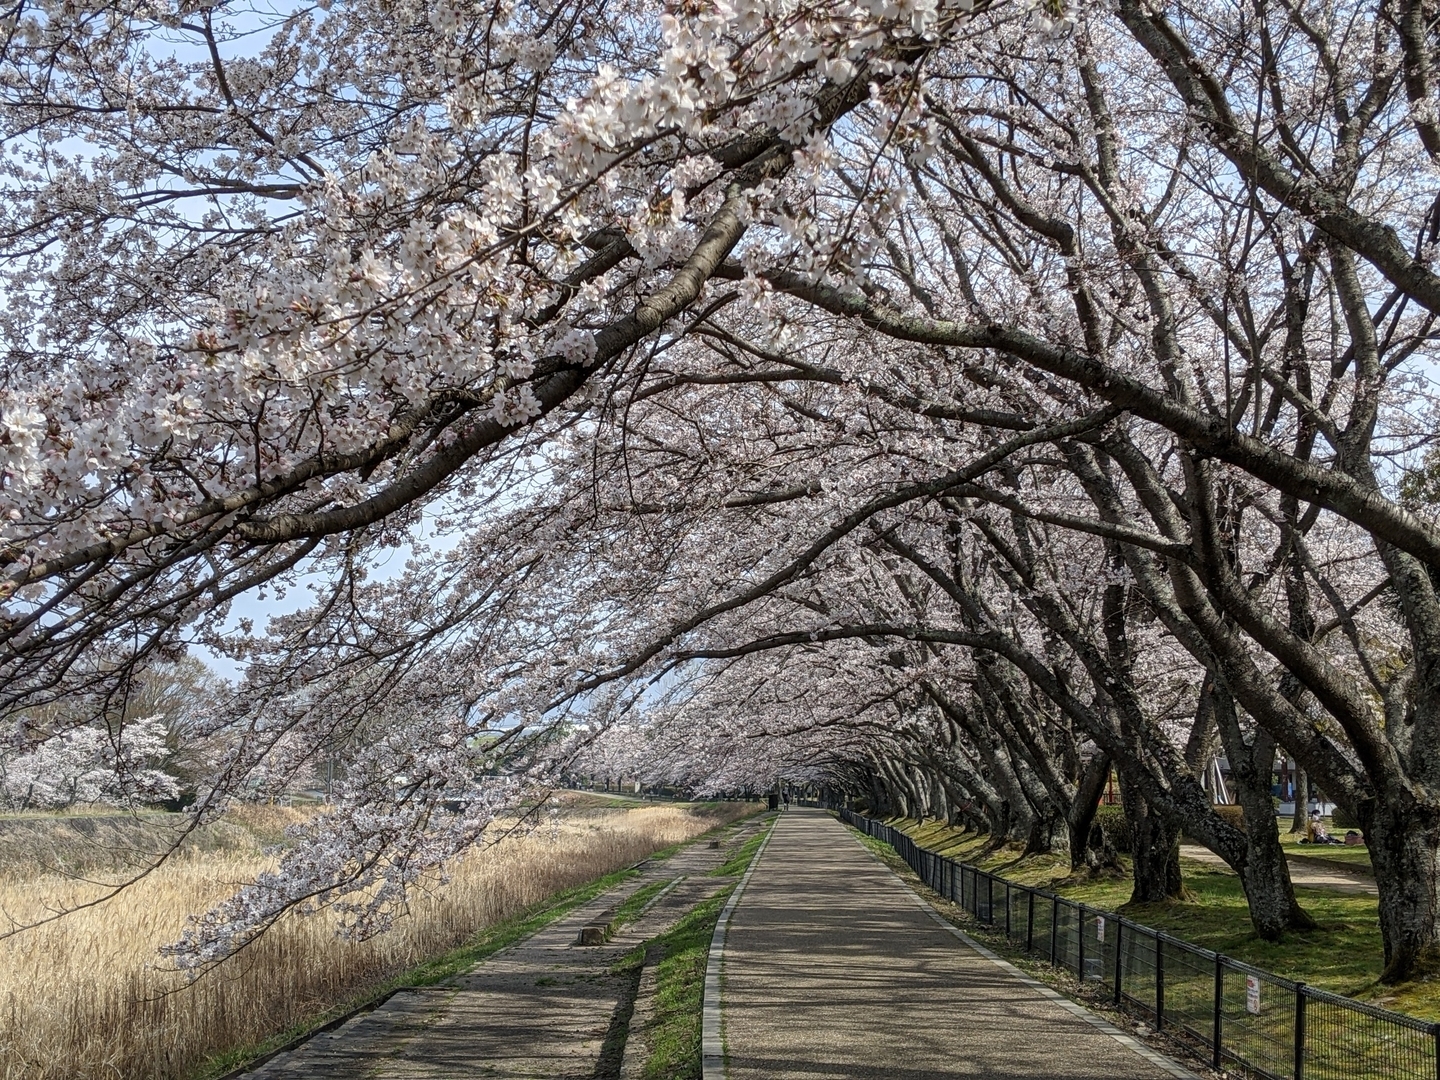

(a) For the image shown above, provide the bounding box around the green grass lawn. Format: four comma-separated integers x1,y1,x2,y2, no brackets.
614,879,672,930
1278,832,1374,872
875,817,1440,1021
629,816,774,1079
709,816,774,877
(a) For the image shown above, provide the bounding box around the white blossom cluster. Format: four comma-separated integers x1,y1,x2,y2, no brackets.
0,715,178,811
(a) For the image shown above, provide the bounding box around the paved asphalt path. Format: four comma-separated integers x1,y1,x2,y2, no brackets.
719,810,1187,1080
243,816,765,1080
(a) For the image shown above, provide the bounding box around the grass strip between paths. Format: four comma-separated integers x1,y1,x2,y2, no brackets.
614,878,672,929
618,815,775,1080
709,822,770,878
637,890,732,1080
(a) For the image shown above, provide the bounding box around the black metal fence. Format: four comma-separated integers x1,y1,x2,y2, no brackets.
841,809,1440,1080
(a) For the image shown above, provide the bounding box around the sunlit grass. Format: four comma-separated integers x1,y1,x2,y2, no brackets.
1277,832,1374,872
710,816,774,877
639,891,730,1080
873,817,1440,1019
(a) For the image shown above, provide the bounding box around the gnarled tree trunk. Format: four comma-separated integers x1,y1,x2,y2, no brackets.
1364,797,1440,982
1119,772,1183,903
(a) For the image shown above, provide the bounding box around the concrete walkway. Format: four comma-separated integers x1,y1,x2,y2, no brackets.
1178,843,1378,896
718,810,1189,1080
244,816,766,1079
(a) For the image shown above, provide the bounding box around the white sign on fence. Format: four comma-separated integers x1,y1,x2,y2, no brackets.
1246,975,1261,1015
1095,915,1105,943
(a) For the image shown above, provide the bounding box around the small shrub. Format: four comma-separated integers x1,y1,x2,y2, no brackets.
1092,805,1132,853
1210,803,1246,831
1332,805,1360,830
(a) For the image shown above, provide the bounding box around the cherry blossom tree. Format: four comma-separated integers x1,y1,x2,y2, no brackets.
11,0,1440,985
0,714,177,810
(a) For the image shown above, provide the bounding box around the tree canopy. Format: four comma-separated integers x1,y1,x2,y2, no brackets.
7,0,1440,981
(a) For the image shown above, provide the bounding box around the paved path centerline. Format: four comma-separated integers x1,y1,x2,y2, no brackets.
717,809,1198,1080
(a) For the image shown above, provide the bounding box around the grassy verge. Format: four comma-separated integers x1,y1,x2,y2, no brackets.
1278,832,1374,873
621,815,772,1079
869,816,1440,1020
639,890,731,1080
710,815,773,877
615,879,672,929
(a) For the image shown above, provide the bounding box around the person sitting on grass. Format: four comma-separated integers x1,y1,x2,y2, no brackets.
1303,811,1344,845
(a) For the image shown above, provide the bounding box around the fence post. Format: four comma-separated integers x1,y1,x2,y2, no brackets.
1077,904,1087,980
1212,954,1224,1071
1293,984,1306,1080
1051,895,1059,964
1027,890,1035,952
1155,934,1165,1032
1114,920,1124,1006
1431,1021,1440,1080
1005,882,1012,937
986,875,994,923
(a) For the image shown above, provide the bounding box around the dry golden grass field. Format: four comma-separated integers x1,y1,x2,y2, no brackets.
0,799,744,1080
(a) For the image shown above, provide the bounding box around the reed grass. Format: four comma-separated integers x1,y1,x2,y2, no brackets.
0,802,743,1080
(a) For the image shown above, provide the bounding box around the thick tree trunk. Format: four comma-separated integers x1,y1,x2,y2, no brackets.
957,802,989,834
1290,768,1308,833
1210,685,1316,937
1120,775,1183,903
874,761,905,817
905,766,929,821
930,774,950,822
966,684,1041,846
1024,812,1069,856
985,783,1036,849
1365,799,1440,983
868,770,890,816
934,772,988,834
1235,819,1313,938
1017,783,1069,855
1068,754,1121,873
925,685,1035,844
